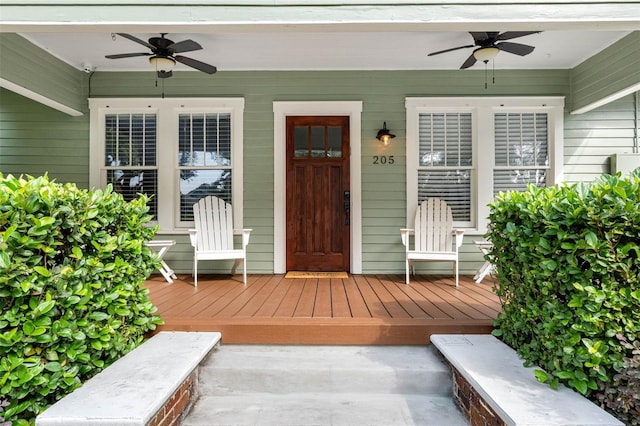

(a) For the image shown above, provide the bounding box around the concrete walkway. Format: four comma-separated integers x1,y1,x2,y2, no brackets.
184,345,467,426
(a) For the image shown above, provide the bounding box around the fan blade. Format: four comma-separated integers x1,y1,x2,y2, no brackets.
116,33,155,50
496,41,535,56
497,31,541,41
460,53,477,69
158,70,173,79
105,52,152,59
175,55,217,74
168,39,202,54
469,31,489,44
428,44,475,56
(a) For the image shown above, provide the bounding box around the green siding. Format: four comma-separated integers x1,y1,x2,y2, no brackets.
564,94,639,182
571,32,640,113
0,34,87,114
0,88,89,186
85,69,572,275
1,69,638,275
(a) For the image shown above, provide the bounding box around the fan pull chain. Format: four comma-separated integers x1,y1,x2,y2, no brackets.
483,60,497,89
493,59,496,85
484,62,488,89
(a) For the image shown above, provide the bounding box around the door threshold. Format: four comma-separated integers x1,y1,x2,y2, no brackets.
285,271,349,279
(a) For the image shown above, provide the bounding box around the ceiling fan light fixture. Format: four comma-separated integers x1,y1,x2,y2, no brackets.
473,47,500,63
149,55,176,72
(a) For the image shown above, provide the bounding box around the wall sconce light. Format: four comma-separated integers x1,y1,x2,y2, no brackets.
376,122,396,146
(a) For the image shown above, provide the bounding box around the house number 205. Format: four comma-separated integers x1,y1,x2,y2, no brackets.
373,155,395,165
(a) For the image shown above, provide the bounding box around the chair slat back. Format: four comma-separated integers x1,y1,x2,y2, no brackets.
415,198,453,252
193,196,234,252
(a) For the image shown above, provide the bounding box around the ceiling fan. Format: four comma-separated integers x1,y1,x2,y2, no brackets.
105,33,217,78
428,31,541,69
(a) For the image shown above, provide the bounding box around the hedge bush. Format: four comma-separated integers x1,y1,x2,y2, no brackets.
595,333,640,424
0,174,163,425
486,169,640,411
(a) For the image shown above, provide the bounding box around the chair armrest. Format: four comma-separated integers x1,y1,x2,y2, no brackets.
235,229,253,248
454,229,465,248
188,228,197,247
400,228,414,248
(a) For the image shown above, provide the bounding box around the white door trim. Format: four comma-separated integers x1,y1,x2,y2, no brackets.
273,101,363,274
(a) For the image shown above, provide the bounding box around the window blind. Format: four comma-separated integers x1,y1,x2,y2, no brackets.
494,112,548,195
104,113,158,219
178,113,233,221
417,112,472,222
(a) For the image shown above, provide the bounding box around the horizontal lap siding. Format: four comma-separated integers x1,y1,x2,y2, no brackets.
571,32,640,114
563,94,638,183
3,66,637,274
0,34,86,114
0,88,89,186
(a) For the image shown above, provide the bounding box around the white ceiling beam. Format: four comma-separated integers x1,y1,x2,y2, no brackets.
2,1,639,32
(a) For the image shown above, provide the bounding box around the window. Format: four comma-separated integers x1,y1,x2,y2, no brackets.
494,112,549,194
90,98,244,231
418,112,473,224
104,113,158,218
406,97,564,233
177,112,232,222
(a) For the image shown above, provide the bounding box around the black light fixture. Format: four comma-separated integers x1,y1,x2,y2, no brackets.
376,122,396,146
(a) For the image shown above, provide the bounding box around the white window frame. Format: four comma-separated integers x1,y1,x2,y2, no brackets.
406,96,564,234
89,97,244,232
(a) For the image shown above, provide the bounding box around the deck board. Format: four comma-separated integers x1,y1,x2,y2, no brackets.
145,273,501,345
342,278,371,318
376,275,429,319
254,275,292,317
354,275,391,318
296,279,318,317
314,279,333,318
330,279,352,318
273,279,305,317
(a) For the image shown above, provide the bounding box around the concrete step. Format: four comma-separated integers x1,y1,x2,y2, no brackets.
197,345,452,396
184,393,466,426
184,345,467,425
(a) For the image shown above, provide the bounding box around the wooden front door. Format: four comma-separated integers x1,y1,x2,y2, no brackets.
286,116,350,271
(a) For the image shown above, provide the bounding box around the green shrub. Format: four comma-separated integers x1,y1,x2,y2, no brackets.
487,169,640,401
595,334,640,424
0,174,163,425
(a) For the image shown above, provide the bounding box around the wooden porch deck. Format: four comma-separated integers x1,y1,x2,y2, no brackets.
145,273,501,345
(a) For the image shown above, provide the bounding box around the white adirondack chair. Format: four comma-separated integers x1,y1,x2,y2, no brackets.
400,198,465,286
188,196,252,287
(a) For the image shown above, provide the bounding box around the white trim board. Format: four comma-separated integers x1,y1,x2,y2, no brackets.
273,101,363,274
1,78,83,117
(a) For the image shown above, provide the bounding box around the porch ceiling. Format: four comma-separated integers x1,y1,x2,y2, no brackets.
19,28,633,72
3,1,639,73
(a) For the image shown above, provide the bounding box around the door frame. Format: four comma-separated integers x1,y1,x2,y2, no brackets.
273,101,363,274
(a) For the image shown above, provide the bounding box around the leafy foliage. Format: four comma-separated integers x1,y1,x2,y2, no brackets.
487,169,640,406
0,174,163,425
595,334,640,424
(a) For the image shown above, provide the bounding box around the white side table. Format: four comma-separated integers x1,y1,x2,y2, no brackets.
473,240,495,283
146,240,177,283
